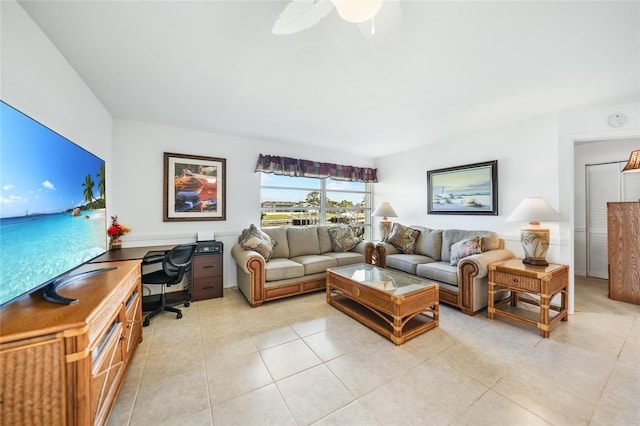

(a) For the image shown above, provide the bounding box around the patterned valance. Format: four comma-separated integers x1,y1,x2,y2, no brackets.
255,154,378,183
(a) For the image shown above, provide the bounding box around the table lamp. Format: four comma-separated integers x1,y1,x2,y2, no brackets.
372,202,398,240
507,197,563,266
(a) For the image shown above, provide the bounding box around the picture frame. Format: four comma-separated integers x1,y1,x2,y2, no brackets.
163,152,226,221
427,160,498,215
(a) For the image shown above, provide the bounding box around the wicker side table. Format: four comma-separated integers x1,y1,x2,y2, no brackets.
488,258,569,338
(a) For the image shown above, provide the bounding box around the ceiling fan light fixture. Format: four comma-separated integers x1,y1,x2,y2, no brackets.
331,0,383,23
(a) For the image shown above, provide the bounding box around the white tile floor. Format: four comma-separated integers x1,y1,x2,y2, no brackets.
109,276,639,426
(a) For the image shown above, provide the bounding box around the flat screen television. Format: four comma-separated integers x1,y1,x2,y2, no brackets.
0,100,112,307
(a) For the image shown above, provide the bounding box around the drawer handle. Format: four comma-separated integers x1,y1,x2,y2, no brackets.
202,266,215,269
202,286,213,290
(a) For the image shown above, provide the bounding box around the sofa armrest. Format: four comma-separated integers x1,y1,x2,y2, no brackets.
352,240,376,264
231,244,266,273
375,242,400,268
458,249,515,280
231,244,267,307
457,249,514,314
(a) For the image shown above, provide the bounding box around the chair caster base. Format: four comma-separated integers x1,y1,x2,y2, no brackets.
143,319,150,327
177,313,183,319
184,301,191,307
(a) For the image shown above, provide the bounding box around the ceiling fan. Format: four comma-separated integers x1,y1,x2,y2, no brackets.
272,0,402,36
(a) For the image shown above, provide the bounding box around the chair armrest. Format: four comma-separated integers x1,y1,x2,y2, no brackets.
458,249,515,279
141,251,167,265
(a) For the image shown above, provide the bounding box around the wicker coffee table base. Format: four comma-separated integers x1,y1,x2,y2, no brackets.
326,269,439,345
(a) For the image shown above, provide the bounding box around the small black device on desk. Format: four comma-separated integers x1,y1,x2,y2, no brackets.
194,240,223,255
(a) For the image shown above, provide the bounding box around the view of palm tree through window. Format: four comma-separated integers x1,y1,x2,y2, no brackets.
260,174,372,238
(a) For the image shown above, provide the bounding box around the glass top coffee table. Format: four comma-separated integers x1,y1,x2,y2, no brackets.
326,263,439,345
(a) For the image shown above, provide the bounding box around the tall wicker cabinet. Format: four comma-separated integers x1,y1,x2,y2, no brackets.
607,202,640,305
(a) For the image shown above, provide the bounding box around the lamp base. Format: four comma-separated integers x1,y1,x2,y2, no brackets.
522,257,549,267
379,220,392,240
520,226,550,267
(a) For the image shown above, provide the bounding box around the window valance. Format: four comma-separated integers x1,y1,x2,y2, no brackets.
255,154,378,183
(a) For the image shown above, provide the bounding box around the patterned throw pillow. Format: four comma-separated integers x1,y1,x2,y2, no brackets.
240,224,277,260
385,223,421,254
328,226,361,253
449,237,483,265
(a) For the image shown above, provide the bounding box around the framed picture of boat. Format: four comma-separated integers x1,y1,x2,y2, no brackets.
427,160,498,215
163,152,226,221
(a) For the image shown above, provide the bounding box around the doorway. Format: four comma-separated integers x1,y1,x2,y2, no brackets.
585,161,640,278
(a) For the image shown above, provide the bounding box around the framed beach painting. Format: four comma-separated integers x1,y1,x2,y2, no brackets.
163,152,226,221
427,160,498,215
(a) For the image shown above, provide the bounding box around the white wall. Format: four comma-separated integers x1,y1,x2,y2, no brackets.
374,113,561,258
1,1,113,204
375,103,640,314
112,118,374,286
573,137,640,275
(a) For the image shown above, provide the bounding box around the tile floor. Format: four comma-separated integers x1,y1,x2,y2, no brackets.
109,276,639,426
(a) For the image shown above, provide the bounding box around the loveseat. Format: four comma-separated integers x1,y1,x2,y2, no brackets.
232,225,375,307
376,224,514,315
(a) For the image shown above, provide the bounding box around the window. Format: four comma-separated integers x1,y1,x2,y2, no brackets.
260,174,372,238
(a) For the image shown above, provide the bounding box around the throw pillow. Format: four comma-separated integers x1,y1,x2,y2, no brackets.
385,223,421,254
328,226,361,252
240,224,277,260
449,237,483,265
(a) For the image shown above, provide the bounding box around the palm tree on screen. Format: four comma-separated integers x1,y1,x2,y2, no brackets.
82,174,95,204
97,164,106,200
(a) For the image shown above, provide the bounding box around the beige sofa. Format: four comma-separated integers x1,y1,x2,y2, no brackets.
377,226,514,315
232,225,375,307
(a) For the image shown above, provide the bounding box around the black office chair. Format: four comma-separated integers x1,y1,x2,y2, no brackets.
142,243,197,327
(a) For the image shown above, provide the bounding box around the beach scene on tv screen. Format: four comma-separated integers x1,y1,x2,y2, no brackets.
0,102,107,306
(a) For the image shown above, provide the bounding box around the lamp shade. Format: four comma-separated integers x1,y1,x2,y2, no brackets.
331,0,382,23
622,149,640,173
372,202,398,218
506,198,563,223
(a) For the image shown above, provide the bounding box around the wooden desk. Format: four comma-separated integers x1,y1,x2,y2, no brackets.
92,244,224,304
488,259,569,338
90,245,176,263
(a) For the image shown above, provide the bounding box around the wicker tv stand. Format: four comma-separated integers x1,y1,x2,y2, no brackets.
0,260,143,425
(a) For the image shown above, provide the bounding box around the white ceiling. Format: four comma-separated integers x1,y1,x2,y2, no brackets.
18,0,640,159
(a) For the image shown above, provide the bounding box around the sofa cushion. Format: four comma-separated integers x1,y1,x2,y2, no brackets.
317,226,333,254
323,251,365,266
385,254,435,275
240,224,277,260
287,227,321,258
263,227,289,259
441,229,498,262
265,258,305,282
290,255,337,275
412,226,443,260
450,236,483,265
385,223,421,254
328,225,361,252
416,262,459,286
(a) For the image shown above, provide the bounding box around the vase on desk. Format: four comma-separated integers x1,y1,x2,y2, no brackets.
109,235,122,250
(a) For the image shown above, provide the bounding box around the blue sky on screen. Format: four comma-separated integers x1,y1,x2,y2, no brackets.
0,102,104,218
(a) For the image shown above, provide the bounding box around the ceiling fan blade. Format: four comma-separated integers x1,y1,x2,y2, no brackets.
272,0,335,35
